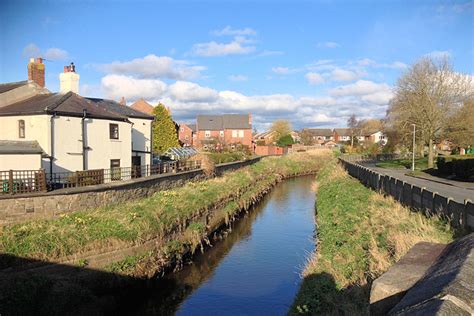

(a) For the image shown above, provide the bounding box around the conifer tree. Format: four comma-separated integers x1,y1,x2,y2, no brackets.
152,103,180,154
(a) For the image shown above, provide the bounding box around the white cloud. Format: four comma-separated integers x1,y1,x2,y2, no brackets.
256,50,284,57
44,48,68,60
305,72,325,85
22,43,68,60
318,41,341,48
191,36,256,57
330,68,359,81
329,80,393,105
228,75,248,81
212,26,257,36
272,67,290,74
99,54,205,80
168,81,219,103
355,58,407,69
101,74,168,100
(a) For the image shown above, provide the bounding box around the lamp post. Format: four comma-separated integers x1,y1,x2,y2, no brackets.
412,124,416,171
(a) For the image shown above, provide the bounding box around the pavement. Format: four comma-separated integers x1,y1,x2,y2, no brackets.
361,163,474,204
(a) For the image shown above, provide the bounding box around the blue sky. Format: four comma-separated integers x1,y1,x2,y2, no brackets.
1,0,473,130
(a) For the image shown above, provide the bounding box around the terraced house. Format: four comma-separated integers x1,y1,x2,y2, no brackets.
0,58,153,174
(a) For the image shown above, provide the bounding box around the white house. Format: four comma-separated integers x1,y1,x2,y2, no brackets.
0,58,154,175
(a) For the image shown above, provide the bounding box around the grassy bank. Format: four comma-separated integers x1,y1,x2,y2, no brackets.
0,150,332,269
376,157,428,170
290,160,453,315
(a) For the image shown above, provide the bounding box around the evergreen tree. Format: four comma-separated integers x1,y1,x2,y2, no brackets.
152,103,180,154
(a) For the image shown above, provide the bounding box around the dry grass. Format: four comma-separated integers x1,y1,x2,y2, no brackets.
290,160,453,315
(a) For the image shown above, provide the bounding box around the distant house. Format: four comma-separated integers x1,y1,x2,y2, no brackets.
178,123,196,147
303,128,334,143
195,114,252,149
253,131,277,145
0,58,153,174
130,98,154,115
333,128,352,143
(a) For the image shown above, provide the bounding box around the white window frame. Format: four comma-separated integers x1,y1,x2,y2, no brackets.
238,130,244,138
219,130,224,137
205,130,211,138
232,130,237,137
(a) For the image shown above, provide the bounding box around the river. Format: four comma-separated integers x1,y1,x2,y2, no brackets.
130,175,317,315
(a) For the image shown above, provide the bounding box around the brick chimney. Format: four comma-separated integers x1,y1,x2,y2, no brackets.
60,62,80,94
27,58,45,88
120,97,126,105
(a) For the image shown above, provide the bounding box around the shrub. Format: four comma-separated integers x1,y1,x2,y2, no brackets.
437,155,474,180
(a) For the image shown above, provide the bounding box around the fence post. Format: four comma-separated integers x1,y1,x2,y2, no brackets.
39,169,47,192
9,169,13,194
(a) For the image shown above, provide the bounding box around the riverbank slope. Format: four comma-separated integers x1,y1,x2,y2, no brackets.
290,160,453,315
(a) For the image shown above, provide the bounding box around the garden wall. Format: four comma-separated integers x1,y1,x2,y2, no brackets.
0,158,262,226
339,158,474,232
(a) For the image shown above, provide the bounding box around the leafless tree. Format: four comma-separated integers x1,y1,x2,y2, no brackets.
387,56,473,168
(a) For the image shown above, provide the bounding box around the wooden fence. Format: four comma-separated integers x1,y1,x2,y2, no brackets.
0,169,47,194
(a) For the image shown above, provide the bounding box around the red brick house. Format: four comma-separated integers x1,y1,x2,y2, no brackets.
195,114,252,149
178,123,196,147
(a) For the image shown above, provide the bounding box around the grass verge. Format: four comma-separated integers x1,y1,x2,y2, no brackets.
0,150,332,268
290,159,453,315
376,157,428,170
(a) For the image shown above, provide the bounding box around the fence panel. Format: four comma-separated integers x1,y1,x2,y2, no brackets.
0,169,46,195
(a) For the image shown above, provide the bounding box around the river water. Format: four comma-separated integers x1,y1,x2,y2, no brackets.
132,175,317,315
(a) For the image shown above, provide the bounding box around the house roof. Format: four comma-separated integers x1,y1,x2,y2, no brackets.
130,98,154,115
334,128,351,136
188,124,196,132
197,114,251,130
253,131,275,139
0,140,44,154
0,92,129,122
86,97,154,120
304,128,333,137
0,80,28,94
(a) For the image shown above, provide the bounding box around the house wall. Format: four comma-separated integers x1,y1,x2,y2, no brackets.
84,118,132,170
130,117,152,166
196,130,223,148
0,115,50,169
178,124,193,146
0,154,42,170
223,129,252,147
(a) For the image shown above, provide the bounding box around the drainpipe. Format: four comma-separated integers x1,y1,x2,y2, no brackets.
49,113,56,181
82,109,87,170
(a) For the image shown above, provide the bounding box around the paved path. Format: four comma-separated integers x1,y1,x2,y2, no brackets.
362,163,474,203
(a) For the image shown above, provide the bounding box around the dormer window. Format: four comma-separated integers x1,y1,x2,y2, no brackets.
18,120,25,138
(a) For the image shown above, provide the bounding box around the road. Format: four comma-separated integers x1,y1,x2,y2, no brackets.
361,163,474,203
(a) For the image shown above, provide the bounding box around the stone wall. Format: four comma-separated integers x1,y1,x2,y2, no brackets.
0,157,262,226
339,158,474,232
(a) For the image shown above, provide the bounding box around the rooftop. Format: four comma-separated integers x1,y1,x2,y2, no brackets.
197,114,251,130
0,140,44,154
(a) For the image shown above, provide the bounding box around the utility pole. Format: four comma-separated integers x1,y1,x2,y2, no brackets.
412,124,416,171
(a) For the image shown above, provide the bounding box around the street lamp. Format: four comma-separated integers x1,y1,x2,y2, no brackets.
412,124,416,171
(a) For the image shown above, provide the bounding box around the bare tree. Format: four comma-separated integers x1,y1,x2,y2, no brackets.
445,99,474,149
386,57,472,168
347,114,358,147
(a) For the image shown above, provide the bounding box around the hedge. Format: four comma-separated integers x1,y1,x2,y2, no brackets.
437,154,474,180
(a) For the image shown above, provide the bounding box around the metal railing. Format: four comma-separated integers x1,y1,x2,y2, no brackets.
1,160,201,195
0,169,47,194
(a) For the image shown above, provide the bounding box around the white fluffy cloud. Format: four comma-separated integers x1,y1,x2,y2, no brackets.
272,67,290,74
212,26,257,36
100,74,393,130
191,36,256,57
22,43,69,60
305,72,325,85
99,54,205,80
330,68,360,81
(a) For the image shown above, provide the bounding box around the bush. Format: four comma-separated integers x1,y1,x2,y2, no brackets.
277,134,294,147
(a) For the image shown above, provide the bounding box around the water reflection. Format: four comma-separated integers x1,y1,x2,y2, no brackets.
131,175,317,316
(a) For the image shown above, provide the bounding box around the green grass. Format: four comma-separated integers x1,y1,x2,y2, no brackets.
290,160,453,315
376,157,429,170
0,151,332,265
205,151,251,164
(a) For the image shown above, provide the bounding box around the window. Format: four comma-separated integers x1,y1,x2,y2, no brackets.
205,130,211,138
109,123,119,139
238,130,244,138
185,135,189,140
232,130,237,137
219,131,224,137
110,159,121,180
18,120,25,138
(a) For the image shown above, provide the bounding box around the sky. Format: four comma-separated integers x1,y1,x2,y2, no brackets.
1,0,473,131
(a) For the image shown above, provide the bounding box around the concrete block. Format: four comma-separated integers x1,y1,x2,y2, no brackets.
395,180,404,202
389,177,397,197
370,242,447,315
412,186,422,209
421,189,434,213
447,199,465,228
466,200,474,232
433,193,448,216
382,175,390,195
402,182,412,206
